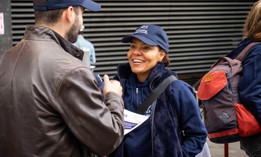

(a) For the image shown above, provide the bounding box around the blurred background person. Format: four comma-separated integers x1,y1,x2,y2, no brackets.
74,25,96,69
74,25,103,89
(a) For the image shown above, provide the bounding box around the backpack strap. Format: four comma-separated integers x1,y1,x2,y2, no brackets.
136,75,177,114
210,42,261,69
236,42,261,61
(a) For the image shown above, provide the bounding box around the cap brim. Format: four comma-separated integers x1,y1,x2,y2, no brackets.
122,34,157,46
82,0,101,12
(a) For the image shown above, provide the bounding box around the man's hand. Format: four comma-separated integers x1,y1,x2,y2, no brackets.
103,74,122,97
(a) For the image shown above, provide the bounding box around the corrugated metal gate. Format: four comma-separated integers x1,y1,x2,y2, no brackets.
10,0,255,84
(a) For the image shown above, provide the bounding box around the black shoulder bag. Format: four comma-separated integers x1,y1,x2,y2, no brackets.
136,75,177,114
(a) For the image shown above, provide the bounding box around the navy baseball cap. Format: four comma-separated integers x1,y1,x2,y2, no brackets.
122,24,169,53
33,0,101,12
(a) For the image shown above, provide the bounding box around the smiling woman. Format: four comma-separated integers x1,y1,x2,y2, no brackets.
122,25,169,82
127,38,165,82
108,24,208,157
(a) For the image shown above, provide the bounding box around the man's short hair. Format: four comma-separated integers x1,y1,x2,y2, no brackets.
33,0,100,12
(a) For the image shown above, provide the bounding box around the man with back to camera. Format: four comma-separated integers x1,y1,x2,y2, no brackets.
0,0,124,157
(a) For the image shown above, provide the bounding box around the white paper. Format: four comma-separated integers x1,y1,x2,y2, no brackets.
124,109,149,135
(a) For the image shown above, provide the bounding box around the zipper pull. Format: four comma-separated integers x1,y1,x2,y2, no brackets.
136,88,138,94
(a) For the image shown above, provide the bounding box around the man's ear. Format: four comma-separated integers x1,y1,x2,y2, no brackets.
64,6,75,23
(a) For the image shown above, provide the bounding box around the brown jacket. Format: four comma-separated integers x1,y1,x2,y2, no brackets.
0,26,124,157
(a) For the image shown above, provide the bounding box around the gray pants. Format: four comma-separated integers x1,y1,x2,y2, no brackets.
240,133,261,157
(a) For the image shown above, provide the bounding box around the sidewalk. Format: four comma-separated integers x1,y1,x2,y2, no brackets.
207,139,248,157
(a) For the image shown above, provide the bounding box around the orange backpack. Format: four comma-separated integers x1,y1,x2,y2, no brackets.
197,42,261,143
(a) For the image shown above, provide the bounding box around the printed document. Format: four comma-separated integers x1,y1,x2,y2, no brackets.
124,109,149,135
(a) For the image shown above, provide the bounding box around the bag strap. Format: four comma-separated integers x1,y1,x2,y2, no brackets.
136,75,177,114
210,42,260,69
236,42,261,61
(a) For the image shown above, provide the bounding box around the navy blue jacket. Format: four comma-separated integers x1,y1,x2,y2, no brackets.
109,63,207,157
227,38,261,125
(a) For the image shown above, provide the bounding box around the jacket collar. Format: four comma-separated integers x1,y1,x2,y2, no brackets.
23,26,84,60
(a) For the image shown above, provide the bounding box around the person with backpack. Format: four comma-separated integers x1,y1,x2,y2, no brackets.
226,1,261,156
108,24,207,157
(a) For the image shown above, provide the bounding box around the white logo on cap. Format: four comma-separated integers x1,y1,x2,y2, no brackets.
135,25,148,34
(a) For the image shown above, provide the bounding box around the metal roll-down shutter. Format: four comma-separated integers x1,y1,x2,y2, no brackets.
11,0,255,84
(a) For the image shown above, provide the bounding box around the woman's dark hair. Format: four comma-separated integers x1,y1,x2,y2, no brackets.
161,55,170,66
158,50,170,66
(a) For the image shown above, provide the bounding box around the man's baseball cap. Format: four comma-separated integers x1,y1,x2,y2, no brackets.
122,24,169,53
33,0,101,12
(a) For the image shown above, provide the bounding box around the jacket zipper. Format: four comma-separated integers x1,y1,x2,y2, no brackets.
136,88,139,111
